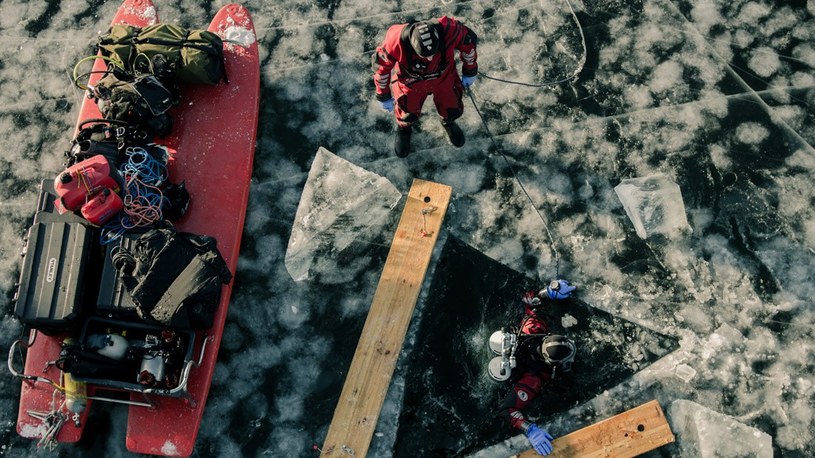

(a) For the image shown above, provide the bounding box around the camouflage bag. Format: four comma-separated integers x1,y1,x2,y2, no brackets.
98,23,226,85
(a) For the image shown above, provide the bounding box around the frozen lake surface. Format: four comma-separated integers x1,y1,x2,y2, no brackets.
1,0,814,456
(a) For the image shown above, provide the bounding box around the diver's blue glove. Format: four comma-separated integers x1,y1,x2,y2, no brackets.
461,74,477,88
544,279,576,300
378,97,394,113
525,424,554,456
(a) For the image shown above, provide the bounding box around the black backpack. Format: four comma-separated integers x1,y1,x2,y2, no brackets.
91,71,177,137
65,119,151,168
113,226,232,329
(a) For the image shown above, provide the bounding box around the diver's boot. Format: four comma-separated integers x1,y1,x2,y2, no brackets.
442,120,465,147
394,125,412,158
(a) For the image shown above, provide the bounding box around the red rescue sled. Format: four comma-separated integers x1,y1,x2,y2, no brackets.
7,0,260,455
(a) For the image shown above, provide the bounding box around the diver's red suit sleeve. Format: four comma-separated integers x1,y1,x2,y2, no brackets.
502,371,542,431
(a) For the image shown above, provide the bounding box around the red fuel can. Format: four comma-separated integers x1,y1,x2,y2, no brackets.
54,155,121,214
81,188,124,225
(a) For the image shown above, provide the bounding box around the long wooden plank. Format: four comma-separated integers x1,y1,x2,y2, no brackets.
517,400,675,458
321,179,452,458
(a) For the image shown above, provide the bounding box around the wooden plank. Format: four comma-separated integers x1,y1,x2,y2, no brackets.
517,400,675,458
321,179,452,458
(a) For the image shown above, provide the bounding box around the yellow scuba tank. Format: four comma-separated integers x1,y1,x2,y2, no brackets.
63,371,87,414
61,338,87,414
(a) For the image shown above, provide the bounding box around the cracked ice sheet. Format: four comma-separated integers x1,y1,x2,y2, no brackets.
2,0,815,457
285,147,401,282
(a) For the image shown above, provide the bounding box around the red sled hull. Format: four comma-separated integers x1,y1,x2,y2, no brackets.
13,1,260,456
125,4,260,456
15,0,159,446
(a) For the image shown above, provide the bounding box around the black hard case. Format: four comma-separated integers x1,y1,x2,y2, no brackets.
13,180,98,332
14,221,92,332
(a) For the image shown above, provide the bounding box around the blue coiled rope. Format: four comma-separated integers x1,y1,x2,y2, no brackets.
101,146,169,244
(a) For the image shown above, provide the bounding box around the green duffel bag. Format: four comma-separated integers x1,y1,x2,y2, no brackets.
98,23,226,85
131,23,187,76
98,24,140,69
177,29,225,85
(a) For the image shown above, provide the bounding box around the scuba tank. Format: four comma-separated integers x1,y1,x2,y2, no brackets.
137,333,170,387
486,329,577,382
63,371,87,414
61,338,88,414
487,329,517,382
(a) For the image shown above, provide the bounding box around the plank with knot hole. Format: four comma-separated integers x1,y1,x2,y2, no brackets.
321,178,452,458
517,400,675,458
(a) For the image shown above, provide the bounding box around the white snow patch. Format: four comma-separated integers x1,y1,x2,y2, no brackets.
735,122,769,145
18,422,47,439
748,47,781,78
224,26,256,47
649,60,683,93
161,440,178,455
561,314,578,329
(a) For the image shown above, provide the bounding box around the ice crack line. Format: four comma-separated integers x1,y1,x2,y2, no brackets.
663,0,815,156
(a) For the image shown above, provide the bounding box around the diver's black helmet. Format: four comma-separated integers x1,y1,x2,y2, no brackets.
539,334,576,369
409,21,441,57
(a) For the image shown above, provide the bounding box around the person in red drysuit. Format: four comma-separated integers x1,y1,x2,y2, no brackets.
372,16,479,157
501,280,577,456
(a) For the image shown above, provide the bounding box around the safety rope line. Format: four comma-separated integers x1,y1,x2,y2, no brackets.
466,87,560,278
477,0,586,89
462,0,588,279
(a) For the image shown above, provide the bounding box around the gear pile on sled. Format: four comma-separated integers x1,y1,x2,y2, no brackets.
5,3,258,454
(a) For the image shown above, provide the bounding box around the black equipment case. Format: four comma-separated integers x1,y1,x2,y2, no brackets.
14,221,92,332
33,178,86,225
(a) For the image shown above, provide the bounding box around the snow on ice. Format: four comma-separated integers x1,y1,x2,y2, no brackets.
1,0,814,457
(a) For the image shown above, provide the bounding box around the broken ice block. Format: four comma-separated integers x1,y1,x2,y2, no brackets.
285,147,402,282
675,364,697,383
614,174,691,239
668,400,772,457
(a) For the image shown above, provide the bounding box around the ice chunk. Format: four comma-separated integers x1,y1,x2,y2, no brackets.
675,363,697,383
614,174,691,239
668,400,773,458
285,147,402,282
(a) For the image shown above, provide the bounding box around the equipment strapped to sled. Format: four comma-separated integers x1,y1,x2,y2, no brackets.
89,70,177,137
98,23,227,85
112,226,232,329
53,154,123,215
65,118,151,168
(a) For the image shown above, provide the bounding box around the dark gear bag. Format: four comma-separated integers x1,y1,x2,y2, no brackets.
65,118,151,168
161,181,191,221
99,23,227,85
92,71,176,137
113,226,232,329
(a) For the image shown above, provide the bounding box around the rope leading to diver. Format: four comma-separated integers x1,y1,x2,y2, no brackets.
463,0,587,279
477,0,587,89
465,87,560,279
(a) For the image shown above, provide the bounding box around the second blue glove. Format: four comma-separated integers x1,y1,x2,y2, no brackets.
525,424,554,456
545,279,576,300
378,98,394,113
